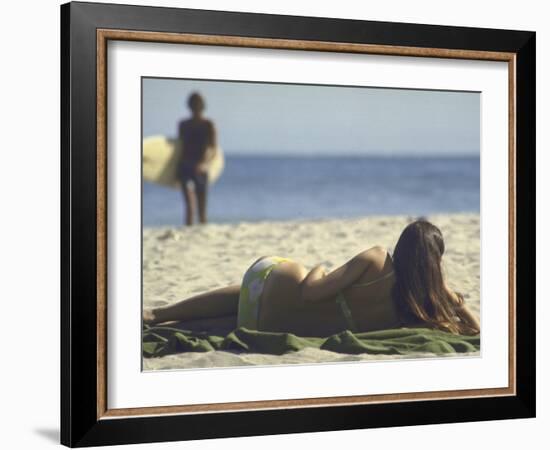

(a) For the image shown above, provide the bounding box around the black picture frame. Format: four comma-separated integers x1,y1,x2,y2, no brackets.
61,1,535,447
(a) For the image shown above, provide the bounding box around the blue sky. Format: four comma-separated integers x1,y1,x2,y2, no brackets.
142,77,480,157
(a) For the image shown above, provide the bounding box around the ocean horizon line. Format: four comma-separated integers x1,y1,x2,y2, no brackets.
220,152,479,159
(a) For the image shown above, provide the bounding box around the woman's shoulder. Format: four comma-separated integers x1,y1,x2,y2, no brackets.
362,246,394,272
348,247,395,290
355,246,391,264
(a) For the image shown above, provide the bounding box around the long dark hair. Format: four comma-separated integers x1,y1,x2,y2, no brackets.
391,220,474,335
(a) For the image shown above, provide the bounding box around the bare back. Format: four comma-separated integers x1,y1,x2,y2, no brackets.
340,256,402,332
259,249,406,336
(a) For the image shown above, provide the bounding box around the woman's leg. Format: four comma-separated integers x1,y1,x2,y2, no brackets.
153,315,238,334
145,284,241,325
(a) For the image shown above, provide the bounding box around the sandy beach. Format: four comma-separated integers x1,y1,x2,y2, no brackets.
143,213,480,370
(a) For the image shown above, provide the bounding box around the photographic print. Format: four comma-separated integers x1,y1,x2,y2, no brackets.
141,78,481,371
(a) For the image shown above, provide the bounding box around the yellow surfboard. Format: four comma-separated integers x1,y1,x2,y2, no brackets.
142,135,224,189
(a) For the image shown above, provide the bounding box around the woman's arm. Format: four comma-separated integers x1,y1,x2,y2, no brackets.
301,264,327,289
455,303,480,334
300,246,387,305
448,290,480,334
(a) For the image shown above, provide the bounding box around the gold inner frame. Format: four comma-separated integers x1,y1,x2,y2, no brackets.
96,29,517,420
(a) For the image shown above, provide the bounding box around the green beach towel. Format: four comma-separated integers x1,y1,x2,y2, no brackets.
143,325,480,358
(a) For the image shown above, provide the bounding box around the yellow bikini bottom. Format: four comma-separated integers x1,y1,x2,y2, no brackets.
237,256,292,330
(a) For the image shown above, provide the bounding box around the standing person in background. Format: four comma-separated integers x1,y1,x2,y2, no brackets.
177,92,217,225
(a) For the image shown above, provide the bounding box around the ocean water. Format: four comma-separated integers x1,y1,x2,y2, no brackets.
143,156,479,226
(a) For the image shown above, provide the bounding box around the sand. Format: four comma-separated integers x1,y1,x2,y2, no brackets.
142,213,480,370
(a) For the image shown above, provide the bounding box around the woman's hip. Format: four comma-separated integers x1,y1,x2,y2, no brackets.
237,256,306,330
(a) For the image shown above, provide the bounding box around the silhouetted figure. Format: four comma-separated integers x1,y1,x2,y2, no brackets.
177,92,217,225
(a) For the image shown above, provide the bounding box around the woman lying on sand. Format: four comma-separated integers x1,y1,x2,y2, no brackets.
143,220,480,337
